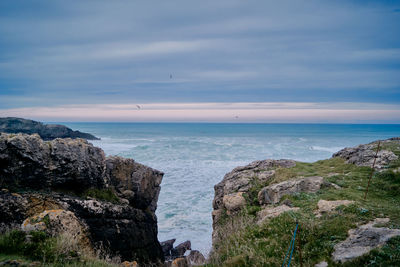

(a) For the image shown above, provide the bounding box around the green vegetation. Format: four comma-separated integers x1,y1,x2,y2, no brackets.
209,140,400,266
0,230,119,266
82,188,120,203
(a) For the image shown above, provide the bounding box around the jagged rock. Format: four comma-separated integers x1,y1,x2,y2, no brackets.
333,139,399,169
106,156,163,212
332,218,400,263
315,200,354,217
223,192,246,214
258,176,324,205
0,133,164,263
171,241,191,258
161,239,176,256
257,205,300,225
0,117,99,140
0,133,106,192
187,250,206,266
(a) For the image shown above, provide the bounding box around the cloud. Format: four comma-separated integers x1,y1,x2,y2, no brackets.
0,0,399,110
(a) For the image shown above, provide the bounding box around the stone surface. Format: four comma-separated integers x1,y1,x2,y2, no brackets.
223,192,246,214
333,139,399,169
332,218,400,263
187,250,206,266
171,240,191,258
257,205,300,225
0,133,164,263
161,239,176,257
0,117,99,140
258,176,324,205
315,199,354,217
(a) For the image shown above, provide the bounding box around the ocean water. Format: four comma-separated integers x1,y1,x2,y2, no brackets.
61,123,400,255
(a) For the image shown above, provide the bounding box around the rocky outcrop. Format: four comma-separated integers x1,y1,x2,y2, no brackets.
333,139,399,169
258,176,324,205
0,133,164,263
213,159,296,211
332,218,400,263
0,117,99,140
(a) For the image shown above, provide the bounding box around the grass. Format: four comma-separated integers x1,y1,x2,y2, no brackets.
81,188,120,203
208,140,400,266
0,230,120,266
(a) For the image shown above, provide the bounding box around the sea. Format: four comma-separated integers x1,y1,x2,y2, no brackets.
61,123,400,255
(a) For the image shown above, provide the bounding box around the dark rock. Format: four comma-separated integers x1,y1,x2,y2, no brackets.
160,239,176,256
171,240,191,258
0,117,99,140
0,133,106,193
0,133,164,263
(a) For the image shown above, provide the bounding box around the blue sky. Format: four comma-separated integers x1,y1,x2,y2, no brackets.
0,0,399,122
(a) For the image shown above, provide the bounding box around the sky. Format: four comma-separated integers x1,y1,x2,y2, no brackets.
0,0,399,122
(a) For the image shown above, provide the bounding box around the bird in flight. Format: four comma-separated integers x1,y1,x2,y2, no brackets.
136,105,141,110
170,74,172,79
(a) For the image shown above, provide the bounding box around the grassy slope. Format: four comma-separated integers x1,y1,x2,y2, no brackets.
209,140,400,267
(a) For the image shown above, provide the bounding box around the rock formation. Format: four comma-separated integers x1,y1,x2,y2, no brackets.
0,133,163,263
0,117,99,140
332,218,400,263
333,139,398,169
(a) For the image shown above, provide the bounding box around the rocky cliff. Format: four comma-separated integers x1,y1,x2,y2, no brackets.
0,133,163,263
210,138,400,266
0,117,99,140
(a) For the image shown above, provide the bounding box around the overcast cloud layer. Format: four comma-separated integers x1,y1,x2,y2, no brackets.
0,0,399,121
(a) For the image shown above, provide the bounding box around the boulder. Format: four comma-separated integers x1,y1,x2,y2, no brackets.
315,200,354,217
258,176,324,205
257,205,300,225
332,218,400,263
223,192,246,214
0,117,99,140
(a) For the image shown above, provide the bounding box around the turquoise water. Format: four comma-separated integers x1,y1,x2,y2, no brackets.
61,123,399,255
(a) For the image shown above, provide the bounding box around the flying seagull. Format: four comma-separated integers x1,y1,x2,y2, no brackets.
136,105,141,110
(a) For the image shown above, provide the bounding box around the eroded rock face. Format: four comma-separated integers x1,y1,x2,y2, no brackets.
0,133,106,192
333,139,399,169
332,218,400,263
258,176,324,205
223,192,246,214
0,133,164,263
